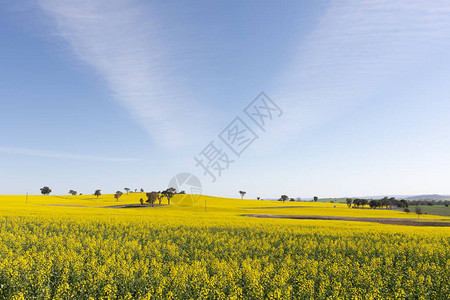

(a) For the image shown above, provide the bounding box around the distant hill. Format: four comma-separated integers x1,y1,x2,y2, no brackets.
405,194,450,201
351,194,450,201
263,194,450,202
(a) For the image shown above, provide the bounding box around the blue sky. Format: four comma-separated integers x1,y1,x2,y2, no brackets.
1,0,450,199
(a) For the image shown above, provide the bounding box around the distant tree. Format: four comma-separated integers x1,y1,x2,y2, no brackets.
140,188,144,193
313,196,318,202
369,199,379,209
162,187,176,205
257,197,260,200
40,186,52,195
124,188,130,195
290,198,295,202
388,197,396,208
139,198,144,206
68,190,77,196
361,199,369,207
146,192,158,207
399,199,409,209
80,193,83,195
94,190,101,198
404,208,410,213
280,195,289,203
346,198,352,208
415,205,423,219
114,191,123,201
179,190,186,194
239,191,246,200
380,197,390,209
157,192,164,205
296,197,301,201
135,189,137,193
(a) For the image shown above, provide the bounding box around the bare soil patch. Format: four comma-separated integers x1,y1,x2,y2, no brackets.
38,204,167,209
241,206,307,209
101,204,167,209
243,214,450,227
38,204,88,208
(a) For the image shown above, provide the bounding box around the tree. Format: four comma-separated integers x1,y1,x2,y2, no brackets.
399,199,409,209
280,195,289,203
124,188,130,195
380,197,390,209
94,190,101,198
140,188,144,193
162,187,176,205
40,186,51,195
146,192,158,207
415,205,423,219
257,197,260,200
313,196,318,202
114,191,123,201
388,197,397,209
361,199,369,207
369,199,379,209
68,190,77,196
239,191,246,200
290,198,295,202
346,198,353,208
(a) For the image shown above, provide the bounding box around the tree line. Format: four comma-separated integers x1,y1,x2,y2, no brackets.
140,187,181,206
345,197,450,209
346,197,409,209
38,186,184,206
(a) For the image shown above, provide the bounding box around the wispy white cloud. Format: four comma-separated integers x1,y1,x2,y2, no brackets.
37,0,198,147
261,0,450,149
0,146,136,162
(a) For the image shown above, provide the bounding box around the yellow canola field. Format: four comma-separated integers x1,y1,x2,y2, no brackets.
1,194,450,299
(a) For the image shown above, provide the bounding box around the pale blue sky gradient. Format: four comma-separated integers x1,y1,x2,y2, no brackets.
1,0,450,199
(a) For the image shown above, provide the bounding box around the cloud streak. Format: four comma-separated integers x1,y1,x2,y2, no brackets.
262,0,450,148
0,146,136,162
37,0,197,147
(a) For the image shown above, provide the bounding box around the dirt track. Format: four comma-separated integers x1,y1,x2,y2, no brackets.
38,204,166,209
101,204,167,209
38,204,88,207
243,214,450,227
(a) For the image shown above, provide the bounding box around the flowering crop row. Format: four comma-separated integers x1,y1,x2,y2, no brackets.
0,210,449,299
